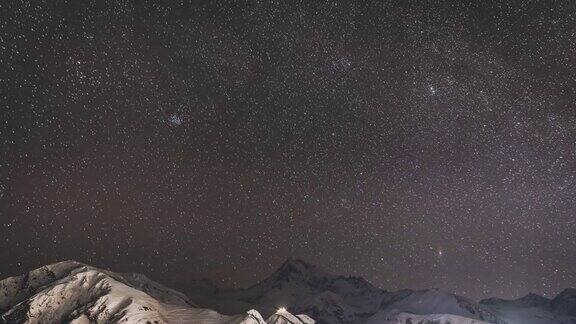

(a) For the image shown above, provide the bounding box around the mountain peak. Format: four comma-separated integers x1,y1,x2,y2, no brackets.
0,261,269,323
280,257,315,268
273,258,324,280
516,292,550,307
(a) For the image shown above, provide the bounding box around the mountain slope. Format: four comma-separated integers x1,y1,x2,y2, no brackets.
266,308,315,324
2,259,574,324
479,291,576,324
365,311,491,324
0,261,270,324
184,258,576,324
377,289,504,324
185,258,390,323
550,288,576,316
184,259,497,323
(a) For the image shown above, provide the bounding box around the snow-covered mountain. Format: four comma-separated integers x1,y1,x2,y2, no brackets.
2,259,574,324
0,261,310,324
185,258,576,324
266,308,315,324
365,311,491,324
479,289,576,324
184,258,389,323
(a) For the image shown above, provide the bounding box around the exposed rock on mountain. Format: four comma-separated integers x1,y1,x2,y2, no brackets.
185,258,576,324
2,259,575,324
0,261,269,324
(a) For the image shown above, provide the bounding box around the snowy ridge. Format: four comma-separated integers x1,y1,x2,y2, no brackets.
184,259,503,323
2,259,575,324
365,311,491,324
185,258,576,324
479,289,576,324
266,308,315,324
0,261,308,324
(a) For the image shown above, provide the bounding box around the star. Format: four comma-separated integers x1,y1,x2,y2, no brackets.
1,0,574,301
167,114,183,126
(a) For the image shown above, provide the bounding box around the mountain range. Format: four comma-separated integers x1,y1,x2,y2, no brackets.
184,258,576,324
1,258,575,324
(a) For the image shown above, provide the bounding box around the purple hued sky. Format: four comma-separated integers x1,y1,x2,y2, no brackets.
1,1,575,300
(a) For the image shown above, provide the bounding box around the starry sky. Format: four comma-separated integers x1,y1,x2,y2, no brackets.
1,1,576,300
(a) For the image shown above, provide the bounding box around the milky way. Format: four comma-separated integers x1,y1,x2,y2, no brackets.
1,1,576,300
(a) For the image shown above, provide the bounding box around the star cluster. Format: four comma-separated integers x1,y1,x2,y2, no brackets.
1,1,575,299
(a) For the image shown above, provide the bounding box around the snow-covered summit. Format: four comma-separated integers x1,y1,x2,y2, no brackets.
266,307,315,324
271,259,325,280
184,258,576,324
365,310,492,324
186,259,503,323
478,289,576,324
3,259,574,324
0,261,272,324
187,258,390,321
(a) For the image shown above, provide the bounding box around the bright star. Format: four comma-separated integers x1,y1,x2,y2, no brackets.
168,114,183,126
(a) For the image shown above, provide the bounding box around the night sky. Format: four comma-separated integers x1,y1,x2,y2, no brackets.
1,1,576,300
